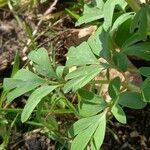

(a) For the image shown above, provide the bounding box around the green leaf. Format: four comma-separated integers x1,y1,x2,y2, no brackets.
92,113,106,150
56,66,69,79
103,0,127,30
113,52,128,72
11,51,20,77
139,67,150,77
64,65,103,93
88,26,103,56
95,0,104,9
130,5,150,40
3,69,45,103
111,12,134,33
70,113,106,150
118,91,147,109
66,42,99,67
68,115,101,138
111,104,127,124
21,85,58,122
78,89,107,117
7,81,44,103
76,3,104,26
3,79,23,92
122,42,150,61
14,69,43,81
99,28,112,60
114,17,134,47
108,77,121,100
28,48,56,78
141,78,150,102
71,121,99,150
122,33,143,48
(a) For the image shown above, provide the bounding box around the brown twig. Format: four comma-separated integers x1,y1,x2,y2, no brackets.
22,0,59,54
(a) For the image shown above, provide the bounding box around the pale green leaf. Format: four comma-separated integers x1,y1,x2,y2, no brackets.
103,0,127,30
88,26,103,56
66,42,99,67
64,65,103,93
76,4,103,26
28,48,56,78
68,115,100,138
92,113,106,150
4,69,46,103
111,104,127,124
7,80,45,103
21,85,58,122
71,122,99,150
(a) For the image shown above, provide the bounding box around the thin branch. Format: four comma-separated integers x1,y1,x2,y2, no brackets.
125,0,141,12
23,0,59,53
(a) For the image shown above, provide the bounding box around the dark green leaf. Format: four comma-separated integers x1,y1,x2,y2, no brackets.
122,42,150,61
111,12,133,33
118,91,147,109
141,78,150,102
78,89,107,117
108,77,121,100
139,67,150,77
113,52,128,72
131,5,150,40
99,29,112,60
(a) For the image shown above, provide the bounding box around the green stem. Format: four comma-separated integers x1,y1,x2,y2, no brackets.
125,0,141,12
0,108,73,114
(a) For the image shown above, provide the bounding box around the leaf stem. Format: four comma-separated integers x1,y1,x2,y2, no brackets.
0,108,74,114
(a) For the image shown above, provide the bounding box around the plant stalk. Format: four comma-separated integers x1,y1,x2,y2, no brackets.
125,0,141,12
0,108,73,114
